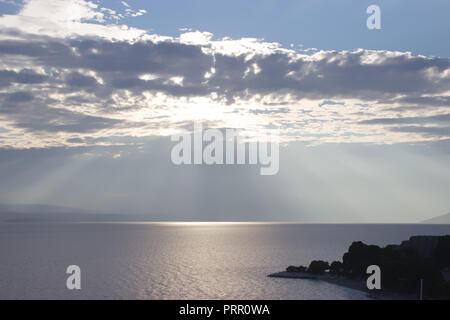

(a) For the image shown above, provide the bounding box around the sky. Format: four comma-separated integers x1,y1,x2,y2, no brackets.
0,0,449,222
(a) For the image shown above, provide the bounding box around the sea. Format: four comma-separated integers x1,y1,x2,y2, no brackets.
0,222,449,300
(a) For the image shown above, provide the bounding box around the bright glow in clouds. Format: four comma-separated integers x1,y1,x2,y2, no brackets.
0,0,449,149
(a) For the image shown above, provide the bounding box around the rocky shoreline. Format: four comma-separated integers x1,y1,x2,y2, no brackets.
268,235,450,299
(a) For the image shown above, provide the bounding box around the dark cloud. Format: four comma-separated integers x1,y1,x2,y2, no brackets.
209,51,450,100
4,91,34,103
0,93,121,133
360,114,450,125
65,72,98,88
66,138,84,143
0,38,212,83
0,39,71,58
0,69,48,87
390,126,450,137
69,40,212,80
14,108,121,133
395,96,450,108
1,37,449,101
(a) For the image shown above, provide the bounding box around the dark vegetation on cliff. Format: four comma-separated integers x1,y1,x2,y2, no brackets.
286,235,450,299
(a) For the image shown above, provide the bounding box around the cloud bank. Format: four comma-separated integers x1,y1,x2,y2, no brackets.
0,0,449,149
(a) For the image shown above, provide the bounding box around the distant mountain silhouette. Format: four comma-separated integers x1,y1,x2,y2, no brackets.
0,203,99,215
0,203,158,223
0,203,130,222
422,212,450,224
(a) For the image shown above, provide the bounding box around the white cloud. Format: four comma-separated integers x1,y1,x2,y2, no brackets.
179,31,214,46
0,0,449,149
0,0,149,41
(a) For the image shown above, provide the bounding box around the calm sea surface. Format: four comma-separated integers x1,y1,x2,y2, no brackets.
0,223,449,300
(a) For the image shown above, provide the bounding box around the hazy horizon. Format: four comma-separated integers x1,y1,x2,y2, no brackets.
0,0,450,223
